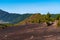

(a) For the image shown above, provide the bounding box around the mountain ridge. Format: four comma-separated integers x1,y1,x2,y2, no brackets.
0,9,32,24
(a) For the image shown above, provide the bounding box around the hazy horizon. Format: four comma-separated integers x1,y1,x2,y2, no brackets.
0,0,60,14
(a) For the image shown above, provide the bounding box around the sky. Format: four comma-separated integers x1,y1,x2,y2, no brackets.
0,0,60,14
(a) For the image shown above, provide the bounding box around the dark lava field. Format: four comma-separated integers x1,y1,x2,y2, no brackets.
0,24,60,40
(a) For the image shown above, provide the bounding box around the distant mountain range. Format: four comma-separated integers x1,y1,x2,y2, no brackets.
0,9,32,24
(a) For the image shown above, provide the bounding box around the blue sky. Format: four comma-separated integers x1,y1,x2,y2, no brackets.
0,0,60,14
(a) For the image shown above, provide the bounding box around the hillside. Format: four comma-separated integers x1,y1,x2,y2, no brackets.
16,13,46,25
16,13,60,26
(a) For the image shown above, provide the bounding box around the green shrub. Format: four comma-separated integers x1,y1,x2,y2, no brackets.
57,20,60,27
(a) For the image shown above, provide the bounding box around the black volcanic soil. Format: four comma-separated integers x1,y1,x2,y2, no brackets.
0,24,60,40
